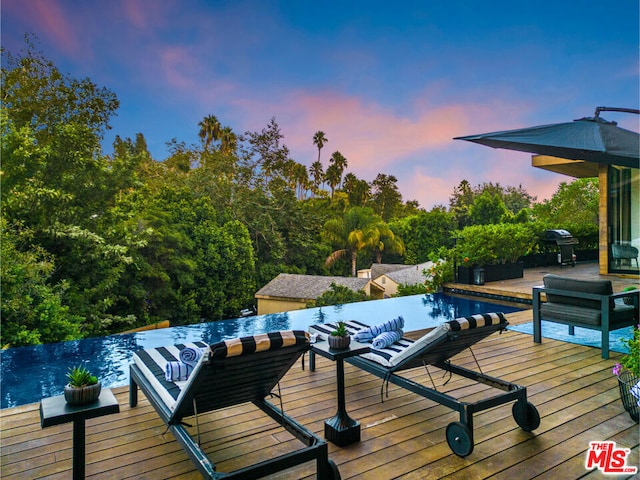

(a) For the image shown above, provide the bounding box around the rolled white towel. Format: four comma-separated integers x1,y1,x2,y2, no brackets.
354,316,405,342
165,361,192,382
179,346,207,366
372,330,404,350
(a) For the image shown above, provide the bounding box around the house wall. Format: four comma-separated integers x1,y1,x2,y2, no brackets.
599,164,608,275
357,269,371,278
256,298,308,315
369,288,385,300
370,275,401,297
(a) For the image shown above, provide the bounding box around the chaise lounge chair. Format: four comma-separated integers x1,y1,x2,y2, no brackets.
308,313,540,457
129,330,340,479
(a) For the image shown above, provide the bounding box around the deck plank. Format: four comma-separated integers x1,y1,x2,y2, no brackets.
1,307,638,479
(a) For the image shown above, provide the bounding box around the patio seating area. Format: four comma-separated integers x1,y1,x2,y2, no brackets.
1,263,638,479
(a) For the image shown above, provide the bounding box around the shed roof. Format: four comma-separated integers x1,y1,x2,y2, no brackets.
255,274,371,301
383,261,433,285
370,263,411,278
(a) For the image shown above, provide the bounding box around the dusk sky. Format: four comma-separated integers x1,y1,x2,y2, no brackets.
3,0,639,209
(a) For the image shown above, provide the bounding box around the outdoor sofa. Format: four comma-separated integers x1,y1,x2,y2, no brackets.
532,274,638,359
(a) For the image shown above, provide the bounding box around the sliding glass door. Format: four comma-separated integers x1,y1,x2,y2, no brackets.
608,165,639,274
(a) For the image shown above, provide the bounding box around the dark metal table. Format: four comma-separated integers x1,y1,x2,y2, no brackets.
311,339,370,446
40,389,120,479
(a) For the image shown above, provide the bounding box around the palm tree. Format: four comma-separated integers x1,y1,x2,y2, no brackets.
323,207,388,277
198,115,222,151
219,126,238,156
372,229,405,263
293,162,309,200
309,161,324,197
329,150,348,189
313,131,328,165
324,164,341,198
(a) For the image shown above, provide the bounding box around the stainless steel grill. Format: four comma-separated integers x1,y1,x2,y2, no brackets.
544,229,578,266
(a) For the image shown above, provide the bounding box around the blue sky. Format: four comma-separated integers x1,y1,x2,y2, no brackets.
3,0,638,209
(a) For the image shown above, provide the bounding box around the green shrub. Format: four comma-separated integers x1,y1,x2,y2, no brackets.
307,282,369,308
453,224,536,265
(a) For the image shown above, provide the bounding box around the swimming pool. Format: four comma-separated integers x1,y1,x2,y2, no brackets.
0,293,522,408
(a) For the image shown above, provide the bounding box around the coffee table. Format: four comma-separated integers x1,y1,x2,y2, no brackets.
311,339,370,446
40,389,120,479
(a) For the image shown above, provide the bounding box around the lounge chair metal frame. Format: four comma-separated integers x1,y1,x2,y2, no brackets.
308,317,540,457
130,336,340,479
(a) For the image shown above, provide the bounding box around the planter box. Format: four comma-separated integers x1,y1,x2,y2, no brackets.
483,262,524,282
458,262,524,283
520,253,557,268
457,266,474,285
520,249,598,268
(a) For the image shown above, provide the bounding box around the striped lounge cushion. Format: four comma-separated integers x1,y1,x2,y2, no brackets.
210,330,309,359
309,320,449,368
132,331,310,411
133,341,209,411
308,313,506,368
447,312,507,330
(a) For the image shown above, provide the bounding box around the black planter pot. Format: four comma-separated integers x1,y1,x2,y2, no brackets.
328,335,351,350
64,382,101,406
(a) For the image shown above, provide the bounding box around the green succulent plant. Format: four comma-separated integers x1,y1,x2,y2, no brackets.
331,321,348,337
66,365,99,388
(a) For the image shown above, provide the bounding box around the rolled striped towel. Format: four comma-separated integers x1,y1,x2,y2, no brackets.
372,330,404,350
354,316,405,342
165,361,192,382
179,346,207,366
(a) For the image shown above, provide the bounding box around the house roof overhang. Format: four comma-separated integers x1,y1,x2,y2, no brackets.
531,155,600,178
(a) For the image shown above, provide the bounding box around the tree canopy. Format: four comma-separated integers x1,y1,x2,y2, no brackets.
1,37,600,347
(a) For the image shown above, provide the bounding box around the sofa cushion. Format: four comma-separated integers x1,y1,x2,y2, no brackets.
540,301,636,326
543,274,613,310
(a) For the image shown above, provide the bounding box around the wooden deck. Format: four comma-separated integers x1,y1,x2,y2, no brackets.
1,264,639,479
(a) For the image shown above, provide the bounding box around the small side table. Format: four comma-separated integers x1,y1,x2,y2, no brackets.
40,389,120,480
311,340,370,446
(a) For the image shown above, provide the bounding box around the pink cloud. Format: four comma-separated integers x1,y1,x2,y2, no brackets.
159,47,203,90
275,91,478,166
121,0,176,31
5,0,80,55
220,87,562,209
400,169,456,209
400,158,563,210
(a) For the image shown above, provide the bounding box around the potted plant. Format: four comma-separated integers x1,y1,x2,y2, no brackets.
64,365,101,406
612,325,640,423
452,224,535,283
328,321,351,350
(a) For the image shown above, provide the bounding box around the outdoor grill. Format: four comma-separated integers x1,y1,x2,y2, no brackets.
544,229,578,267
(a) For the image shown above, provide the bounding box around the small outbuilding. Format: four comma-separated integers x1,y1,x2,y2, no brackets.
255,262,433,315
255,274,383,315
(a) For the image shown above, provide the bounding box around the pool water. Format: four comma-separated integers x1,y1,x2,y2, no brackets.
0,293,521,408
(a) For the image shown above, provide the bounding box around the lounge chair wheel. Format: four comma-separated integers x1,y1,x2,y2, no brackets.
446,421,474,457
328,459,341,480
512,400,540,432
